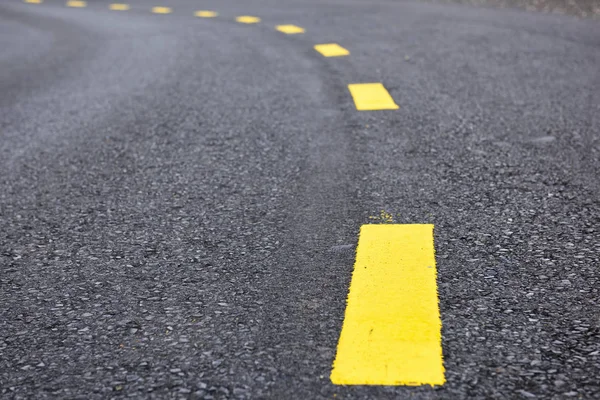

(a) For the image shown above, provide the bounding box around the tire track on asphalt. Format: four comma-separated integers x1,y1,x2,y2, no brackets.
0,4,98,109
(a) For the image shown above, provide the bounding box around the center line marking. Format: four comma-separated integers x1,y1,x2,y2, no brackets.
331,224,445,386
314,43,350,57
109,3,129,11
24,0,43,4
66,0,86,7
195,10,218,18
275,24,305,34
348,83,399,111
236,15,261,24
151,6,171,14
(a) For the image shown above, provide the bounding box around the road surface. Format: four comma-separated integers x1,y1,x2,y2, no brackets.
1,0,599,398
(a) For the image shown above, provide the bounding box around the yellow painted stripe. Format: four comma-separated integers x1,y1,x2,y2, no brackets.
195,10,217,18
275,24,305,34
24,0,43,4
66,0,86,7
331,224,445,386
152,6,171,14
236,15,260,24
314,43,350,57
347,83,399,111
109,3,129,11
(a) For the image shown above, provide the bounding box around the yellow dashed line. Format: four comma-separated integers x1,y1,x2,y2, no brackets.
275,24,305,34
66,0,86,7
236,15,261,24
109,3,129,11
195,10,218,18
347,83,399,111
151,6,171,14
331,224,445,386
314,43,349,57
24,0,43,4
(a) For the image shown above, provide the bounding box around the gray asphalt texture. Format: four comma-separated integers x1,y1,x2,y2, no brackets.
427,0,600,19
1,0,599,398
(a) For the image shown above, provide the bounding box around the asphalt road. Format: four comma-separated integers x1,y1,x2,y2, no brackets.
1,0,599,398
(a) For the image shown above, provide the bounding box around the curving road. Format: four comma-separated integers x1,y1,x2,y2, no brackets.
1,0,599,398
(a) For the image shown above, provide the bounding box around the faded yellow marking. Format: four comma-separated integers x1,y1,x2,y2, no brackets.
331,224,445,385
66,0,86,7
151,6,171,14
348,83,399,111
368,210,396,223
24,0,43,4
236,15,260,24
109,3,129,11
314,43,350,57
195,10,217,18
275,24,305,34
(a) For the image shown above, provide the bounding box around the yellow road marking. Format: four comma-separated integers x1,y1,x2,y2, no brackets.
314,43,350,57
195,10,218,18
275,24,305,34
66,0,86,7
152,6,171,14
24,0,43,4
236,15,260,24
109,3,129,11
347,83,399,111
331,224,445,386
